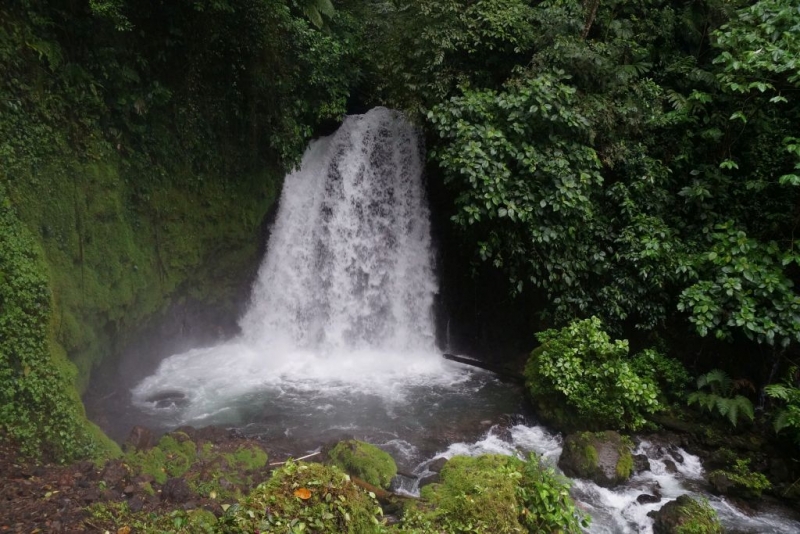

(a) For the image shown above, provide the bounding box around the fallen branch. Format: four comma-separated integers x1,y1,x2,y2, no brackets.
268,451,321,466
442,353,524,385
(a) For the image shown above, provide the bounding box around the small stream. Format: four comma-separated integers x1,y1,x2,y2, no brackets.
392,420,800,533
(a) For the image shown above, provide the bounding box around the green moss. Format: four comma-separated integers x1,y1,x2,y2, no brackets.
220,461,385,533
141,481,155,496
413,455,522,533
0,182,120,462
616,448,634,479
224,444,268,471
615,436,634,480
125,433,197,484
328,440,398,489
401,454,587,534
671,496,723,534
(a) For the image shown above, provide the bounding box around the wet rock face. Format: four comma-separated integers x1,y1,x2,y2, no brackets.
558,431,634,488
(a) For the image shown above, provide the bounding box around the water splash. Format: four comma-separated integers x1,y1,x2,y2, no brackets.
131,108,466,427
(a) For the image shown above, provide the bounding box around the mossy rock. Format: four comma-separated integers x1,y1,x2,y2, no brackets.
220,461,384,533
402,454,586,533
649,495,723,534
409,455,523,532
327,440,397,489
558,431,634,487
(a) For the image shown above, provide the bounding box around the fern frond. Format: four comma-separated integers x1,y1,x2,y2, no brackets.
765,383,792,402
665,89,687,111
698,369,731,395
721,395,754,427
687,391,703,406
774,409,791,433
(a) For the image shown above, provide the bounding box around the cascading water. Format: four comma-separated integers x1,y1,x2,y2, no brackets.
131,107,520,449
239,106,436,354
125,107,800,533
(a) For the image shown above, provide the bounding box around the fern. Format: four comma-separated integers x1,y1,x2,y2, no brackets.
697,369,731,394
716,395,754,427
688,370,754,427
765,368,800,442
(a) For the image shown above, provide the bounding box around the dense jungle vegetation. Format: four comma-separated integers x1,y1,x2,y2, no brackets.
1,0,800,473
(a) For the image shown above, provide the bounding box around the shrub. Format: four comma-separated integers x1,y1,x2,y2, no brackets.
524,317,662,431
516,454,589,533
687,369,754,427
631,349,692,401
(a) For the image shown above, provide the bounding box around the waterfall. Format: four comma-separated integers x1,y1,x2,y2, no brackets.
132,108,455,425
240,107,436,353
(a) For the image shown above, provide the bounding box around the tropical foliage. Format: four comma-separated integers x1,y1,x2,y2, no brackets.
525,317,663,431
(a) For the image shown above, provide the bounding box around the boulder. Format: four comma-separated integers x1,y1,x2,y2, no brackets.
558,431,634,487
649,495,723,534
327,440,397,489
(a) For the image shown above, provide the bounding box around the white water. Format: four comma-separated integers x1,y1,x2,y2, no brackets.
132,107,473,429
403,425,800,533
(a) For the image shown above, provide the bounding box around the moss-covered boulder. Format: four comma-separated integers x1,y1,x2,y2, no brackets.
327,440,397,489
220,461,385,533
558,431,634,487
649,495,723,534
402,454,587,533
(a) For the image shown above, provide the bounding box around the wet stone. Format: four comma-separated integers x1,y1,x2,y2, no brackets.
144,390,189,408
663,459,678,474
128,496,144,513
161,477,193,504
633,454,650,474
418,473,440,489
428,458,448,473
637,493,661,505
